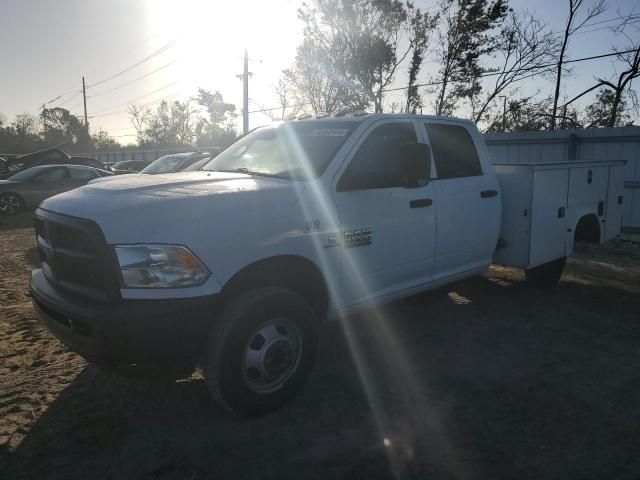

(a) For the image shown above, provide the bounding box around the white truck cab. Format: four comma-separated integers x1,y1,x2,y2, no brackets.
30,113,625,415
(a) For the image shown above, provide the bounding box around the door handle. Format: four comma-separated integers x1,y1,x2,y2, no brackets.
480,189,498,198
409,198,433,208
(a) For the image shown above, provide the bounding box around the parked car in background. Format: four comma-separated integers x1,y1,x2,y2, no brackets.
140,152,210,174
0,157,21,178
0,164,112,215
0,146,109,179
182,157,212,172
111,159,152,174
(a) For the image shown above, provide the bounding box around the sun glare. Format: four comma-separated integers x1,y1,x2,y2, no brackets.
144,0,302,126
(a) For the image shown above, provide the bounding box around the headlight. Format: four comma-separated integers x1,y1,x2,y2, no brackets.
115,245,210,288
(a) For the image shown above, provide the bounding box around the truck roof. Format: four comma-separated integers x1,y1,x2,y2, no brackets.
281,112,475,126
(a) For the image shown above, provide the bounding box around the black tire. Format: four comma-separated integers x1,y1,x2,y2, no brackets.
203,287,320,416
525,257,566,287
0,193,24,215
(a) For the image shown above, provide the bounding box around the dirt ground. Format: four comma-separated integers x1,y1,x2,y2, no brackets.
1,211,640,480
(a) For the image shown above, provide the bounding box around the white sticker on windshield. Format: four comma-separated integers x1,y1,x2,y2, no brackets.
310,128,349,137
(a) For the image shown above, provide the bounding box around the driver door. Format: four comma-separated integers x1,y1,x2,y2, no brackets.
332,120,437,308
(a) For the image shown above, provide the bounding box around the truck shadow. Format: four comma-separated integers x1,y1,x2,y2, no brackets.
3,273,640,479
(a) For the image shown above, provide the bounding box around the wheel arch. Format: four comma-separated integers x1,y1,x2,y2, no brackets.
221,255,330,320
574,213,601,243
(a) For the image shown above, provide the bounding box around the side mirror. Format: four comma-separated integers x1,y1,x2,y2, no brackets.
400,143,431,188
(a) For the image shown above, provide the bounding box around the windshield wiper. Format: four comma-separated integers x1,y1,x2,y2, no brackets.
215,168,287,179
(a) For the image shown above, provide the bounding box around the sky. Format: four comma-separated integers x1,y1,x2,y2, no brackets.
0,0,638,144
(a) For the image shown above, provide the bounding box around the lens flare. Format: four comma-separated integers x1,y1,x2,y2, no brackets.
281,123,466,478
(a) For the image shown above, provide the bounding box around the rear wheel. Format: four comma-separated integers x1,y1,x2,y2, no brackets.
0,193,24,215
525,257,566,287
203,287,319,416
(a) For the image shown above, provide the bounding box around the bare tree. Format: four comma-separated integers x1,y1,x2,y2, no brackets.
173,99,198,145
260,76,304,121
550,0,607,129
596,43,640,127
471,11,559,125
127,104,150,145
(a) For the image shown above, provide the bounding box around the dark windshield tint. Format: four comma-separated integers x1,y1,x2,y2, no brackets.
202,121,357,179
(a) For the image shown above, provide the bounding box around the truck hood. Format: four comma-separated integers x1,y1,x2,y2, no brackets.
40,171,306,244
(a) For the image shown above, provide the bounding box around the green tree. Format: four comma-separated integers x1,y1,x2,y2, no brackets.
584,88,631,128
405,7,439,113
485,95,582,132
595,44,640,127
433,0,510,117
41,107,90,148
295,0,432,113
194,89,237,147
92,129,121,150
127,100,197,148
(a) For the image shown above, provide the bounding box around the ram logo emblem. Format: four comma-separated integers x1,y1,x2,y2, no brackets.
344,227,372,247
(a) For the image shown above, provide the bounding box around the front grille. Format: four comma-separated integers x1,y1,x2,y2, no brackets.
35,209,120,303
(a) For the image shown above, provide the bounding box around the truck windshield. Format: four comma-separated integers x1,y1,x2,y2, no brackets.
202,121,357,179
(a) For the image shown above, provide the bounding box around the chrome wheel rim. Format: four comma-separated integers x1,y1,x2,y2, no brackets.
0,195,21,214
242,317,302,393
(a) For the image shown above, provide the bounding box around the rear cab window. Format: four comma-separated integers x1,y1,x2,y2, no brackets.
424,123,482,179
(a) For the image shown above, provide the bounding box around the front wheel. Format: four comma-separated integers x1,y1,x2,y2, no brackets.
203,287,320,416
525,257,566,287
0,193,24,215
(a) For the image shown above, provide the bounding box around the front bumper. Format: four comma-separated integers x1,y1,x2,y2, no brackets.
30,268,219,375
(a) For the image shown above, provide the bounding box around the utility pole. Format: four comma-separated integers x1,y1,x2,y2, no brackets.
499,95,507,132
41,103,47,138
237,49,251,135
82,76,89,134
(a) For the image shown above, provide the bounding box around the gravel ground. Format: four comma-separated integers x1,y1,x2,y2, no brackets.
1,211,640,479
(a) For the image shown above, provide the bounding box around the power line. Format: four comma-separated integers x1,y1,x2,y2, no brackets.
90,90,184,118
247,48,639,115
87,58,182,98
382,48,639,94
53,91,82,108
87,39,178,88
91,82,178,114
87,32,160,79
45,94,64,105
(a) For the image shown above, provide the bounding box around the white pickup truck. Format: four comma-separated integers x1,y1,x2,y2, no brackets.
30,114,625,416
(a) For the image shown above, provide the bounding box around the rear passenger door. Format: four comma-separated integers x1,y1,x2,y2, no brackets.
423,122,500,280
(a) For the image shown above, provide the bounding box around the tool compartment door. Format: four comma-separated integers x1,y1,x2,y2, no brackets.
568,166,608,208
605,164,625,240
529,168,569,267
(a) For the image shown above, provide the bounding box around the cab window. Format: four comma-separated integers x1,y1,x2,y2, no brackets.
424,123,482,179
338,122,417,192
